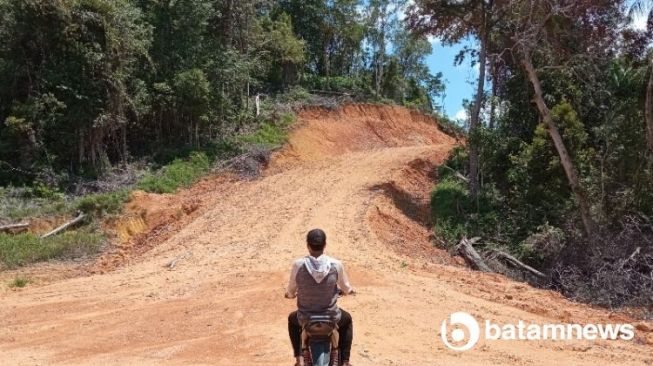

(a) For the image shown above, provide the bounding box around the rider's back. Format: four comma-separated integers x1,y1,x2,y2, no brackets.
295,260,339,318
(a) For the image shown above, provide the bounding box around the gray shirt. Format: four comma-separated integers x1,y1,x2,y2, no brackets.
285,255,354,322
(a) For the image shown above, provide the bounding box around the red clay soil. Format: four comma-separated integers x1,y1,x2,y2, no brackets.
0,104,651,365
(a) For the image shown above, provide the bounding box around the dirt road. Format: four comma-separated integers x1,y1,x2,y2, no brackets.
0,104,651,365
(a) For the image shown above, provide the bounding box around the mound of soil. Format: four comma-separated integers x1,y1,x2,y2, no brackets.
271,104,454,168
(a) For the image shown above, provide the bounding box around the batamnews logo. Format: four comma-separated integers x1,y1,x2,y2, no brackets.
440,311,635,351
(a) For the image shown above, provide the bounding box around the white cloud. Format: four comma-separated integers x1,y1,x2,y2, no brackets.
428,35,442,45
455,109,469,121
397,0,415,21
632,13,648,30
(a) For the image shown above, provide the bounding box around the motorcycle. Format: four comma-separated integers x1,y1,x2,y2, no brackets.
301,314,340,366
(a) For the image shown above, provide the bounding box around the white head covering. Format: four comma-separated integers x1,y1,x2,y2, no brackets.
303,255,332,283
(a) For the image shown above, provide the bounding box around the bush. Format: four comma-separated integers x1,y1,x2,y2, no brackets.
137,152,211,194
431,178,469,224
431,178,474,245
237,121,287,147
275,86,312,103
302,75,372,95
9,277,30,288
0,187,71,220
0,231,103,269
430,176,503,247
75,190,130,216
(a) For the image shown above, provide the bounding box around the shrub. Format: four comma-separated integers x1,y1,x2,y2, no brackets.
9,277,30,288
276,86,312,103
75,189,130,216
431,178,471,245
431,175,506,247
137,152,211,194
302,75,372,95
237,121,287,147
0,231,103,269
0,187,71,220
431,178,468,222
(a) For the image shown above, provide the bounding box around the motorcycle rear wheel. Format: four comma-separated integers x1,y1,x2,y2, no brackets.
302,347,339,366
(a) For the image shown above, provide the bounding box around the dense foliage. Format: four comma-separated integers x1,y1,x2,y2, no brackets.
414,0,653,308
0,0,444,188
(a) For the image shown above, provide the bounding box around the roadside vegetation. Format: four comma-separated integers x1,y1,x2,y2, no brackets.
415,0,653,310
0,105,297,269
8,277,30,288
0,230,103,269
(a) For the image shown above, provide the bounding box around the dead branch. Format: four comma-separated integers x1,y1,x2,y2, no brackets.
486,248,546,278
457,237,493,272
0,222,29,233
40,213,86,239
441,165,469,183
166,250,192,270
309,89,352,96
618,247,641,270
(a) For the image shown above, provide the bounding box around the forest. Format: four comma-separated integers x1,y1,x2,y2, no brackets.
415,0,653,308
0,0,443,186
0,0,652,310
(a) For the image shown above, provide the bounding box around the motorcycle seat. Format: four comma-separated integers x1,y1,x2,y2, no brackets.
304,315,338,338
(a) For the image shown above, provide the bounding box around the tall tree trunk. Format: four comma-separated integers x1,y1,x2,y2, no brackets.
375,16,386,97
469,7,488,200
489,59,498,130
323,41,330,83
121,125,128,167
195,122,200,148
225,0,234,47
521,51,597,236
645,57,653,157
78,129,85,165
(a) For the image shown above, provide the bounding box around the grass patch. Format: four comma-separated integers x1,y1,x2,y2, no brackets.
237,121,288,147
9,277,30,288
74,189,130,216
137,152,211,194
0,187,71,221
0,231,103,269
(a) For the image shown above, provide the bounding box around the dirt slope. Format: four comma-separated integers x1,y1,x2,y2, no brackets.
0,104,651,365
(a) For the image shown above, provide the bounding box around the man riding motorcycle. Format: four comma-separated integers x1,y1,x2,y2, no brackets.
285,228,355,366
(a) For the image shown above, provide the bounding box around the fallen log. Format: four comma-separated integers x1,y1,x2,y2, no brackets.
40,213,86,239
456,237,492,272
486,248,546,278
0,222,29,232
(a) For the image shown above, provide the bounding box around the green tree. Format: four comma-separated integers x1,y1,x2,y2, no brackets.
0,0,151,177
409,0,501,200
259,13,306,89
278,0,364,79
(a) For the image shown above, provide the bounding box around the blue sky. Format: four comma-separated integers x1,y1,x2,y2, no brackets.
426,2,647,120
426,38,478,120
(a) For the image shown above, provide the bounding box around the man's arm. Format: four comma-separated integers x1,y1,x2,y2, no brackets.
285,259,302,299
334,260,355,295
